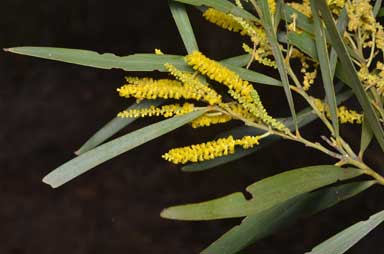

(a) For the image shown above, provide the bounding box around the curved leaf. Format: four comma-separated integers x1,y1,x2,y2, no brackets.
43,110,206,188
202,181,375,254
75,100,163,155
307,209,384,254
161,165,362,220
169,1,199,53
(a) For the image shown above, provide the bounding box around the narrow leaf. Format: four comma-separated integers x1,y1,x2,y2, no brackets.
6,47,281,87
307,209,384,254
202,181,375,254
259,0,297,129
315,0,384,152
161,165,362,220
43,110,206,188
359,116,373,158
75,100,162,155
311,0,339,138
169,1,199,53
373,0,383,17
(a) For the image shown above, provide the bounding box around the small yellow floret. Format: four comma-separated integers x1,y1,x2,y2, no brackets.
118,103,194,118
155,49,164,55
162,135,261,164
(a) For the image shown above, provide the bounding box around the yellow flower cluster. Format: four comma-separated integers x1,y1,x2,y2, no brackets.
203,8,246,34
118,103,194,118
346,0,376,33
289,0,345,17
118,77,214,103
313,98,363,124
191,113,232,128
185,51,288,132
162,135,261,164
154,49,164,55
268,0,276,15
358,64,384,95
164,63,222,105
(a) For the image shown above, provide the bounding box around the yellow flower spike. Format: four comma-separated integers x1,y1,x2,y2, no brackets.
203,8,246,35
191,113,232,128
164,63,222,105
118,77,216,103
313,98,363,124
118,103,195,119
289,0,311,17
162,135,262,164
185,51,289,133
243,43,277,68
376,24,384,51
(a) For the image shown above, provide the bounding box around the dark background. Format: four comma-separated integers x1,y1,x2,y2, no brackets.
1,1,383,253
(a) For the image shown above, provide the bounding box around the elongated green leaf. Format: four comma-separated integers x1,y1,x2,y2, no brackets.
379,7,384,17
43,110,206,188
308,209,384,254
220,54,251,67
202,181,375,254
359,116,373,158
311,0,339,138
183,89,353,172
5,47,191,72
373,0,383,17
259,0,297,129
169,1,199,53
174,0,258,21
75,100,163,155
330,7,348,78
6,47,281,87
315,0,384,152
161,165,362,220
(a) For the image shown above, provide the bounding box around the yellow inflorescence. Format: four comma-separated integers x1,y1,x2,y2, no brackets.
203,8,246,34
185,51,288,133
162,135,261,164
289,0,345,17
118,103,194,118
268,0,276,15
358,64,384,95
243,43,277,68
154,49,164,55
313,98,363,124
164,63,222,105
191,113,232,128
118,77,214,103
346,0,375,33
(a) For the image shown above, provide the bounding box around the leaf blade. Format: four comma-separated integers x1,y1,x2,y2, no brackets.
202,181,375,254
43,110,206,188
161,165,362,220
307,209,384,254
75,100,163,155
169,1,199,53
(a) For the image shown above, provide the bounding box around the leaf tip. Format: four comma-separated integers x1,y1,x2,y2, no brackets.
160,208,175,219
42,174,60,188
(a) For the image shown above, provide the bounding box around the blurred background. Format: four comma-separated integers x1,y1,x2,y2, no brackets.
1,1,383,253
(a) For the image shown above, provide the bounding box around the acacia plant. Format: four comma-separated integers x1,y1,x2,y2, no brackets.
6,0,384,253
